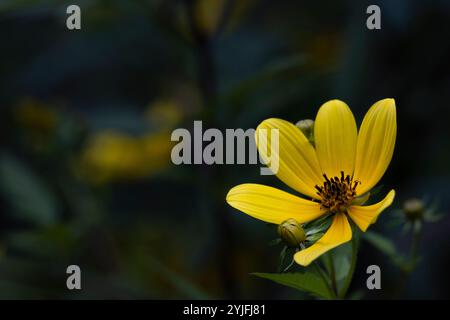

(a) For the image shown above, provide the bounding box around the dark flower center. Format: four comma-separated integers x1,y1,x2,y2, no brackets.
315,171,359,213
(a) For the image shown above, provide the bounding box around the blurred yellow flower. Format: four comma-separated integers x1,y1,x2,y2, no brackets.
79,95,188,185
145,99,184,130
176,0,254,39
227,99,397,266
194,0,225,36
14,98,59,151
79,131,172,185
141,132,173,174
15,98,58,135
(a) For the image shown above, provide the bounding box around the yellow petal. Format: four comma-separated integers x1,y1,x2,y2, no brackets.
294,213,352,266
347,189,395,232
354,99,397,195
314,100,357,178
256,118,323,199
226,184,325,224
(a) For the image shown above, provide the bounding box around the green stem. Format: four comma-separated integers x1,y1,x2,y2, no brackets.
410,220,421,267
283,257,296,272
313,262,335,299
394,220,422,298
339,235,358,299
184,0,237,297
327,253,338,297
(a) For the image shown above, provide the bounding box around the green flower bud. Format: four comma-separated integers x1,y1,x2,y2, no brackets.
403,198,424,220
277,218,306,248
295,119,315,144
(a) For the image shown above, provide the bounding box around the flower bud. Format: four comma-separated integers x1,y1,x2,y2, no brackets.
295,119,315,144
277,218,306,248
403,198,424,220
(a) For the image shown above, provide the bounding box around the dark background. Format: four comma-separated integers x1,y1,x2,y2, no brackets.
0,0,449,299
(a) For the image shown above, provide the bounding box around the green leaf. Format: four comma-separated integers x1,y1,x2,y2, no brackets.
147,256,210,299
7,224,78,258
332,243,351,282
305,214,332,234
224,55,307,106
351,192,370,206
363,231,406,268
319,247,350,281
364,231,396,256
423,207,445,223
251,272,333,299
306,232,323,243
0,153,59,226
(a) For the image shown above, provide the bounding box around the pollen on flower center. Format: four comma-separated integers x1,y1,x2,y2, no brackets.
315,171,359,212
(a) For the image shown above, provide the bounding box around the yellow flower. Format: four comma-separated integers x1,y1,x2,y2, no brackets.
226,99,397,266
78,131,172,184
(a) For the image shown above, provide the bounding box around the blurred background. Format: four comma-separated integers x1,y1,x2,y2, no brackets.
0,0,449,299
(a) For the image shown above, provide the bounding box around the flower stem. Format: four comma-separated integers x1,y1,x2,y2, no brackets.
313,262,335,299
184,0,237,297
339,235,358,299
409,220,421,266
327,252,338,297
283,257,296,272
394,220,422,297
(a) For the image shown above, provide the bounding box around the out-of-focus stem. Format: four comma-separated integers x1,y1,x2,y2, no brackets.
394,220,422,298
410,220,421,266
184,0,238,298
